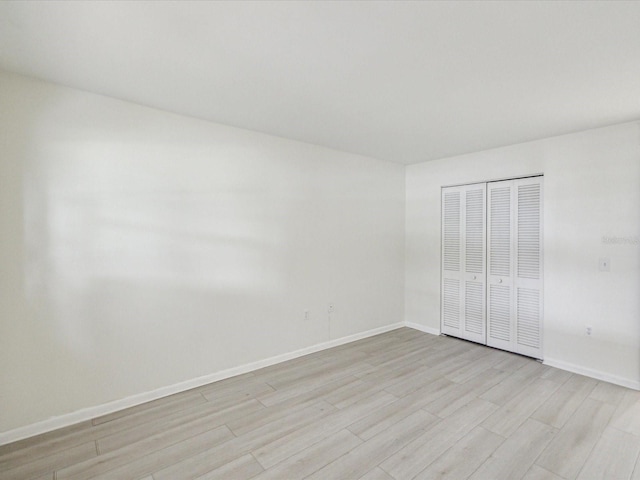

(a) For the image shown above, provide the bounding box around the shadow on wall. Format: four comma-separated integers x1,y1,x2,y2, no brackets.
11,86,325,411
1,75,404,434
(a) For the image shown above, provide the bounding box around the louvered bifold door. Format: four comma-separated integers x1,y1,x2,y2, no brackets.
441,187,464,338
513,177,543,359
487,178,543,359
462,184,486,343
441,184,486,343
487,180,514,352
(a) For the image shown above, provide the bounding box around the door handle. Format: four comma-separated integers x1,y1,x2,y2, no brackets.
498,278,503,283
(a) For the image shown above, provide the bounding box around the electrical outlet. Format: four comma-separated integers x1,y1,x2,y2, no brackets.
328,303,334,314
304,310,310,321
586,326,592,336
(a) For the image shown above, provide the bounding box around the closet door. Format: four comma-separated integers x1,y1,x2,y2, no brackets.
441,187,463,338
513,177,543,358
441,183,486,344
487,180,514,352
487,177,543,359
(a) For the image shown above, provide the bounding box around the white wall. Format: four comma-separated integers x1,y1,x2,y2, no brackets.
2,68,638,444
0,71,405,437
406,122,640,389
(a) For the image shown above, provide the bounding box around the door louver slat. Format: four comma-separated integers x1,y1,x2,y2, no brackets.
489,187,511,277
465,189,484,274
517,184,541,280
489,284,511,341
465,281,484,334
443,192,461,272
517,288,540,348
443,279,460,329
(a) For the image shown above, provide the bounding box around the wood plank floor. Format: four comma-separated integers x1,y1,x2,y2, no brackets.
2,327,640,480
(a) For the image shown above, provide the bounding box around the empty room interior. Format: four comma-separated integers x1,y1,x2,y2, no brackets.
1,1,640,479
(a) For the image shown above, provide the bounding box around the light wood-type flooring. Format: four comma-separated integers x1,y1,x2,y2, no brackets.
2,327,640,480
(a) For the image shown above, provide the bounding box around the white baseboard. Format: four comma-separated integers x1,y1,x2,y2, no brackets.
0,322,404,447
405,322,441,336
543,357,640,391
7,321,635,447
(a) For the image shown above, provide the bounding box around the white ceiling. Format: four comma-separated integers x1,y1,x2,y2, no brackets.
1,1,639,165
